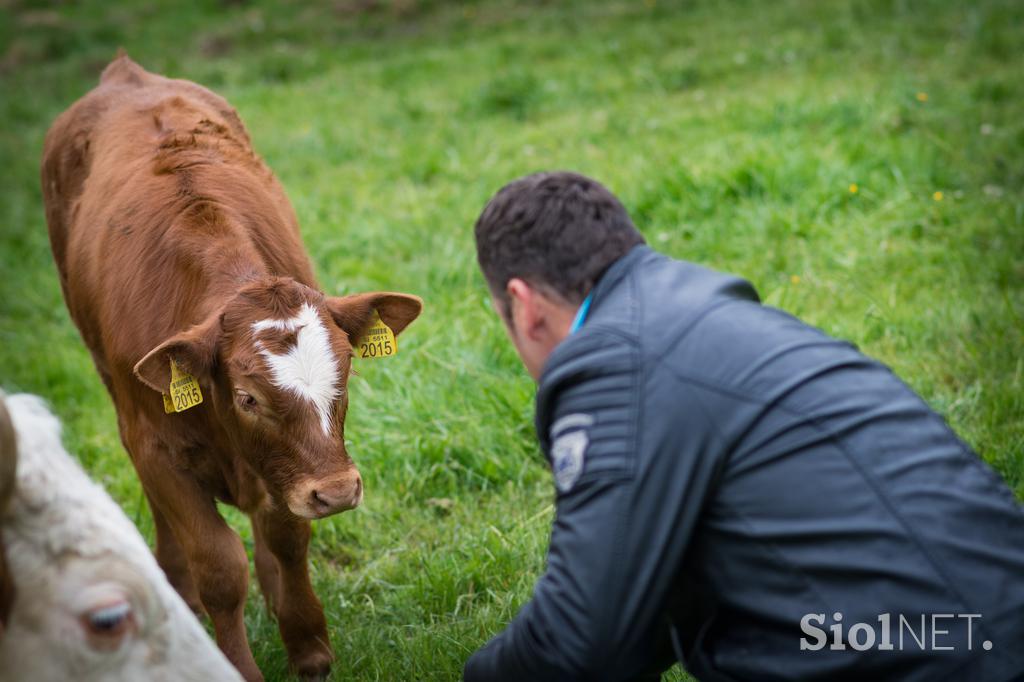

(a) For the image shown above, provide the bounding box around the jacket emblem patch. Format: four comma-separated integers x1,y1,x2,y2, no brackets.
551,428,588,492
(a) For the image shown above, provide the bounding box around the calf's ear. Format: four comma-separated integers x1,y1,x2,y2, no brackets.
325,292,423,344
0,395,17,630
133,311,222,393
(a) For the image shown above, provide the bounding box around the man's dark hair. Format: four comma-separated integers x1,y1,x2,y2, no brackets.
474,171,645,316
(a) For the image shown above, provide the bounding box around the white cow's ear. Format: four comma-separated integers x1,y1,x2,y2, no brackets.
0,395,16,629
0,395,15,521
325,292,423,344
133,311,222,393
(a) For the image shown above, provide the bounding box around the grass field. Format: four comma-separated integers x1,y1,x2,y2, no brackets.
1,0,1021,679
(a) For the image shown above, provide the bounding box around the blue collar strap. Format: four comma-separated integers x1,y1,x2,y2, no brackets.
569,293,593,335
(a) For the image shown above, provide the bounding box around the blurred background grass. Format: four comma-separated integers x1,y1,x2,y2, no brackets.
1,0,1021,679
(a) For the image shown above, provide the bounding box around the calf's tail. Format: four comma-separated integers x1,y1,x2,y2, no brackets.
100,48,149,87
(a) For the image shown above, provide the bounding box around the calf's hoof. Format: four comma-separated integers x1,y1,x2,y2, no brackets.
292,646,333,680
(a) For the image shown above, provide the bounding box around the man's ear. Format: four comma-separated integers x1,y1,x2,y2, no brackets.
325,292,423,344
133,311,222,393
506,278,541,338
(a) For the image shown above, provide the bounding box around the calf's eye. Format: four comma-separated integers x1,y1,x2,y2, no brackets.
235,389,258,412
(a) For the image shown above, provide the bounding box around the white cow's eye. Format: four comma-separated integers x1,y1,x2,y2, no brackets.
82,600,135,647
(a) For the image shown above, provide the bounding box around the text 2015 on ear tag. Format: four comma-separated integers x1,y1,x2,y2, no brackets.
355,310,397,359
164,357,203,413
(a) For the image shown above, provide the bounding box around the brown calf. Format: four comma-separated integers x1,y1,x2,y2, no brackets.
41,54,422,680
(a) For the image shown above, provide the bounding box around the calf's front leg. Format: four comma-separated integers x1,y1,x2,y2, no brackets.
253,505,333,679
137,458,263,682
148,497,203,614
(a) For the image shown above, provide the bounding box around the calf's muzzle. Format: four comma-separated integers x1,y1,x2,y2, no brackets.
287,471,363,519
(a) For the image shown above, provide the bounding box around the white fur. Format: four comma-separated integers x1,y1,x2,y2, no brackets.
0,393,241,682
251,303,340,435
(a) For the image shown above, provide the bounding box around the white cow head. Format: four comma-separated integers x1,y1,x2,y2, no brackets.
0,393,241,681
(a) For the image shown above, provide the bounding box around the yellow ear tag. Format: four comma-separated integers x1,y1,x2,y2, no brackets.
355,310,397,359
164,358,203,413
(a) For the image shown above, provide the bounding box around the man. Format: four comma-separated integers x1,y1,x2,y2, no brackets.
464,171,1024,681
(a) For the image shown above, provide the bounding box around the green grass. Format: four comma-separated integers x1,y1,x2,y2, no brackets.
1,0,1021,679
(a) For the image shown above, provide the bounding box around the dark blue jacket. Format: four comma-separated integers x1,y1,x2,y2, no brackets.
464,245,1024,681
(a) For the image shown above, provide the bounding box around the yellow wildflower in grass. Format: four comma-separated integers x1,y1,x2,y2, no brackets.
849,183,859,194
933,191,944,201
916,92,928,102
790,274,801,284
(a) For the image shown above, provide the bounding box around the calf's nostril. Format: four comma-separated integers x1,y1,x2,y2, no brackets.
305,479,361,514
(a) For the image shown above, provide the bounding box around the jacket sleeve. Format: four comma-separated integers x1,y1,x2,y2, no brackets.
464,332,722,681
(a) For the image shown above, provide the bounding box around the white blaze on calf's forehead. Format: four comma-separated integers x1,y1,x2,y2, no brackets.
251,303,340,435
